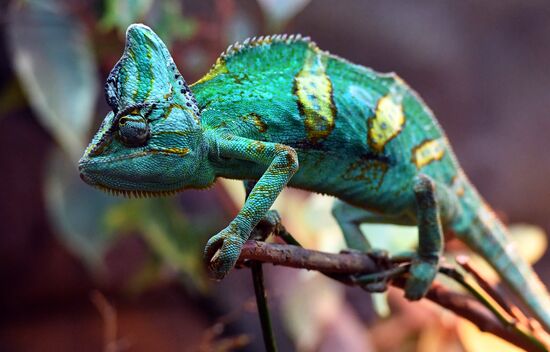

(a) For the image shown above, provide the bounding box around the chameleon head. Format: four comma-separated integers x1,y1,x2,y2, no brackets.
79,24,214,196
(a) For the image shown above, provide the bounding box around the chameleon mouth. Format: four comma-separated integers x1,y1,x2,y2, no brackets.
92,183,182,198
79,160,186,198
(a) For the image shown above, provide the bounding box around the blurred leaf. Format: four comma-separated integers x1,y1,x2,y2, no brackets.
451,223,547,286
100,0,196,45
8,0,99,162
508,223,547,264
149,0,197,43
0,79,26,117
371,292,391,318
124,257,163,294
282,274,344,351
257,0,310,31
416,314,463,352
100,0,153,32
360,223,418,255
457,319,523,352
105,197,208,290
219,179,245,208
44,147,125,269
226,9,256,44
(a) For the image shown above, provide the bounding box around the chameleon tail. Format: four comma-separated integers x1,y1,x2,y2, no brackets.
458,201,550,331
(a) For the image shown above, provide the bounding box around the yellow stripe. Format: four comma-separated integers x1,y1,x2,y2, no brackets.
191,58,228,86
294,50,335,143
151,147,190,156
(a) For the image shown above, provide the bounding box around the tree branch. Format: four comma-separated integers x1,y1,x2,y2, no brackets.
237,240,550,352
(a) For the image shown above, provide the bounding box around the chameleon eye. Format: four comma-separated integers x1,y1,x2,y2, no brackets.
118,116,150,147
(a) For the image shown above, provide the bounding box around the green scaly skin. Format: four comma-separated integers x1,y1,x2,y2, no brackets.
79,24,550,329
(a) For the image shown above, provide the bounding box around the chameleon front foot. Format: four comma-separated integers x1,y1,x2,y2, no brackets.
205,211,285,279
204,223,246,280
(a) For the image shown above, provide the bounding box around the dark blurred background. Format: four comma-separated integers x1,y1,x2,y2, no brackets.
1,1,550,351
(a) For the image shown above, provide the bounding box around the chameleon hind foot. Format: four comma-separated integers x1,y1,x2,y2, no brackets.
404,174,444,300
404,257,438,300
349,249,392,293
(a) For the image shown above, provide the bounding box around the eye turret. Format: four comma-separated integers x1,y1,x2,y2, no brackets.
118,115,150,147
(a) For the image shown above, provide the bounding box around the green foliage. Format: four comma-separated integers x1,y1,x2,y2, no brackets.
257,0,311,31
0,80,26,117
100,0,197,44
105,196,209,290
149,0,197,43
100,0,154,32
7,0,99,162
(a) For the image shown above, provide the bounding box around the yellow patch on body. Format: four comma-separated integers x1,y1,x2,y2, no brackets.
151,147,190,156
247,140,267,154
191,58,229,86
411,138,447,168
451,170,466,197
368,95,405,152
294,51,336,143
164,103,200,124
241,113,267,133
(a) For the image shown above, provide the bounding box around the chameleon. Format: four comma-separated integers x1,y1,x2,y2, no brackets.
79,23,550,329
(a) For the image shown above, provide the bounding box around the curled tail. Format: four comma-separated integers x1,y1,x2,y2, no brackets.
456,196,550,330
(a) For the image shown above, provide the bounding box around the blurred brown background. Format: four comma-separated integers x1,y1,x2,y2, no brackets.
1,0,550,351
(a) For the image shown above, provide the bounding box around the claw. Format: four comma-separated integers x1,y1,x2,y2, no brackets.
204,224,246,280
364,281,388,293
210,248,222,265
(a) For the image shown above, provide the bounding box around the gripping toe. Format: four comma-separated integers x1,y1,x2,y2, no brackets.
204,225,245,280
404,259,438,300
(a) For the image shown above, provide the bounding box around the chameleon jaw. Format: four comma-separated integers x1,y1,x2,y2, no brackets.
79,167,182,198
93,183,182,198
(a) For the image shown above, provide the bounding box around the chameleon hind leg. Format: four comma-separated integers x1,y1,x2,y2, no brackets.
404,174,444,300
332,174,448,300
332,200,372,252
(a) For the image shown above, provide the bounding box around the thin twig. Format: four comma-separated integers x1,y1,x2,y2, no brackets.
237,240,550,352
251,262,277,352
438,266,548,351
90,290,120,352
456,255,518,319
438,266,513,327
240,240,378,274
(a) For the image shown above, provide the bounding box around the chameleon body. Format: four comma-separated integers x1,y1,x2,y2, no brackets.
79,24,550,328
